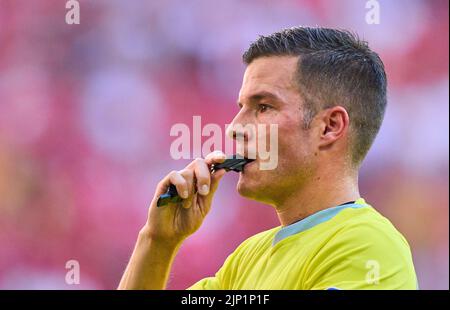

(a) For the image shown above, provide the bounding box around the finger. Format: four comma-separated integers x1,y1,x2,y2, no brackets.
192,158,211,196
179,169,194,195
200,168,226,216
210,168,226,194
155,170,188,199
169,171,189,199
154,172,174,198
204,150,227,165
179,169,195,208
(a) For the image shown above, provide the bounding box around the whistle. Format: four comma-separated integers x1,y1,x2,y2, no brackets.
157,155,254,207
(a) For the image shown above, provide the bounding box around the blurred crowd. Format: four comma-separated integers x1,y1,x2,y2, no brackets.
0,0,448,289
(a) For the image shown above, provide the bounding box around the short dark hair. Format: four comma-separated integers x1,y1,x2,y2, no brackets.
243,26,387,166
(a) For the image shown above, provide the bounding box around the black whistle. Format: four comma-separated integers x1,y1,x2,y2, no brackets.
157,155,254,207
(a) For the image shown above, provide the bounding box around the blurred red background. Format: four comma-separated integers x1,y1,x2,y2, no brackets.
0,0,448,289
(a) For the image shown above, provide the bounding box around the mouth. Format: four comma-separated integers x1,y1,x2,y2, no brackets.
231,152,257,173
240,157,257,173
211,155,255,173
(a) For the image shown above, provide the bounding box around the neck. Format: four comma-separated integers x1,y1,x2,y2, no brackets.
275,169,360,226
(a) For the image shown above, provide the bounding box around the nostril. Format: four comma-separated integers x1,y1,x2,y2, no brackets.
233,132,246,140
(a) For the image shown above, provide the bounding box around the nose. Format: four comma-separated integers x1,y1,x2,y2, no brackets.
226,108,252,142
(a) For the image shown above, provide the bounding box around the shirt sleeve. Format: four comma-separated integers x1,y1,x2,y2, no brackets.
187,276,221,290
186,251,238,290
186,235,255,290
303,222,417,290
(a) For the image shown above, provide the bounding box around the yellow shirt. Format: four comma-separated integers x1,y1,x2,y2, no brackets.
188,198,417,290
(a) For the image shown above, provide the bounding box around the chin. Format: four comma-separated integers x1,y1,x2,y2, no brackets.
236,174,268,201
236,178,254,198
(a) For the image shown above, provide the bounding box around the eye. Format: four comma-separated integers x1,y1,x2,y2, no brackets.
258,104,270,113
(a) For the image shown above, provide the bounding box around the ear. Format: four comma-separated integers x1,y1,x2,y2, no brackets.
317,106,349,148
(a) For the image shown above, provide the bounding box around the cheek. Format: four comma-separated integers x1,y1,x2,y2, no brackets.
278,119,305,150
277,124,315,169
262,112,302,143
255,111,312,167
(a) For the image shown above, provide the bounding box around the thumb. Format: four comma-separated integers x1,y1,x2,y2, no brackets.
210,169,226,194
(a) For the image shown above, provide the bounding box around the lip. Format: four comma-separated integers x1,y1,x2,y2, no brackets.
241,159,257,173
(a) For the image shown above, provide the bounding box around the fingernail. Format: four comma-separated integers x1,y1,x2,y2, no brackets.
216,154,226,161
199,184,209,195
182,190,189,199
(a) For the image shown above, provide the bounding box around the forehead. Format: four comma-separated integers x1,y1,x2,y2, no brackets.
239,56,299,101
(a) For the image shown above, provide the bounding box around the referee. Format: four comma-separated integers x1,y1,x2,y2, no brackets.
118,27,417,290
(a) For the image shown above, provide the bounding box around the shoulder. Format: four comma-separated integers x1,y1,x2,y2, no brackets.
330,205,412,252
304,205,417,289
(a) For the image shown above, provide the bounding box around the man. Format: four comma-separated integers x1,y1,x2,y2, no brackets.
118,27,417,290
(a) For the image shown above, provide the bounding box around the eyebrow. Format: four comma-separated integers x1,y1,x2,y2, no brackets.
237,91,282,107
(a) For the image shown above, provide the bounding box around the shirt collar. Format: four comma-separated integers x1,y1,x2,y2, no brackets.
273,198,369,246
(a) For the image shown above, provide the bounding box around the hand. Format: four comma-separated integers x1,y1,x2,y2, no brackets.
143,151,227,245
